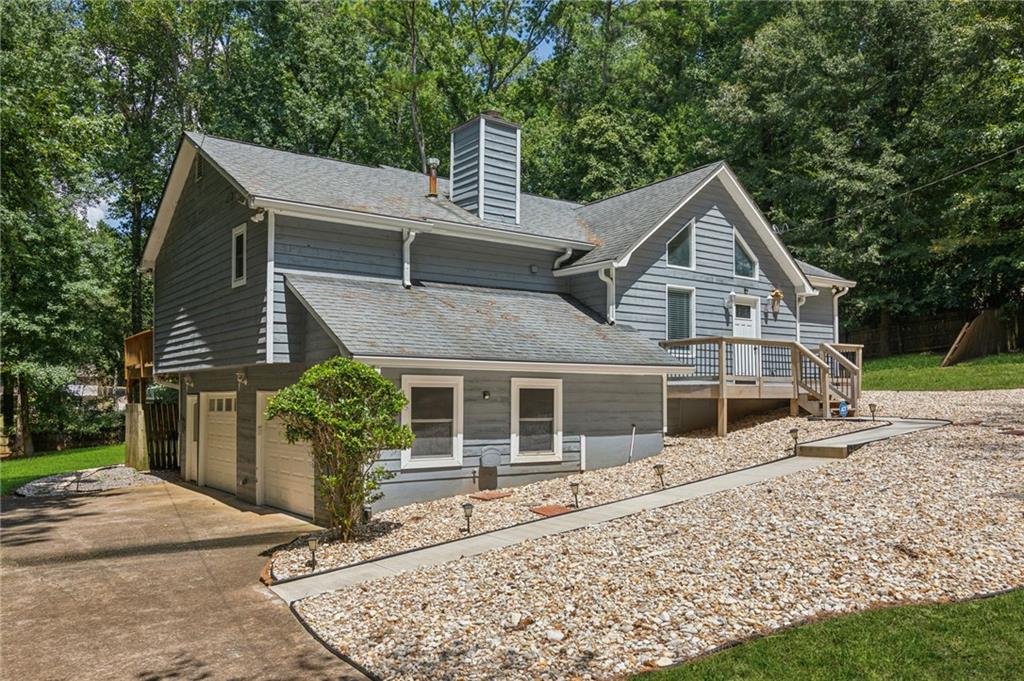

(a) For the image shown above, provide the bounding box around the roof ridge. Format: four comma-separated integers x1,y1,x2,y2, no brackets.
576,160,725,209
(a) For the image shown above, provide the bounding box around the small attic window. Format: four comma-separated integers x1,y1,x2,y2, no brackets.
231,224,246,287
666,219,695,269
194,156,205,182
734,230,758,280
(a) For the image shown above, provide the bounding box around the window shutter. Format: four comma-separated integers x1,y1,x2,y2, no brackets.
667,290,692,339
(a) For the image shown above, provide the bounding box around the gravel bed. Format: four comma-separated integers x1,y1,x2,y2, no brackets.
273,411,869,579
295,390,1024,679
16,464,164,497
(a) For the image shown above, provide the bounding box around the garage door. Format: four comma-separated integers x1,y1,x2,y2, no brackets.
201,392,237,494
258,392,314,518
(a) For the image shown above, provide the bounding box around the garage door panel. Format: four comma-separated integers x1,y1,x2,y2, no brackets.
259,398,314,518
203,394,237,494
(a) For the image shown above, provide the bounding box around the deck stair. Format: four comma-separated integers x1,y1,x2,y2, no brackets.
661,337,864,434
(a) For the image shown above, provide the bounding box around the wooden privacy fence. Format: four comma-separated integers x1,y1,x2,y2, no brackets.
144,402,179,470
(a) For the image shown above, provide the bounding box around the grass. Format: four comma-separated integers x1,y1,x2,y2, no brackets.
862,352,1024,391
0,443,125,495
638,589,1024,681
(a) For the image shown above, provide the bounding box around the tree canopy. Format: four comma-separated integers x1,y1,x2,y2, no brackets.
2,0,1022,446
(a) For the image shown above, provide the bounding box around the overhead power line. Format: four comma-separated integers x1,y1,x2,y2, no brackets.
774,143,1024,235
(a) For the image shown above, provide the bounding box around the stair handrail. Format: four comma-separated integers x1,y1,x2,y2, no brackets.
820,342,861,410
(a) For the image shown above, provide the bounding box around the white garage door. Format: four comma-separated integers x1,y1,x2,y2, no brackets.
257,392,314,518
201,392,237,494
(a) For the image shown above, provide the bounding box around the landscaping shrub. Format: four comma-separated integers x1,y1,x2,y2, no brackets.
266,357,413,539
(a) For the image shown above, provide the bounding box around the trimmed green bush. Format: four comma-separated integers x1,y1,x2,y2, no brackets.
266,357,412,538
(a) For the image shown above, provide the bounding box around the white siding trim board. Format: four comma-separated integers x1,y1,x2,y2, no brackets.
265,211,275,363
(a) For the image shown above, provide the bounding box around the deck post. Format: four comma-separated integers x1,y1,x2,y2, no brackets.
717,338,728,436
789,398,798,417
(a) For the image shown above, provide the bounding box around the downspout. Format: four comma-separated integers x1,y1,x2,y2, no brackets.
552,247,573,270
832,286,850,342
402,229,417,289
598,266,616,325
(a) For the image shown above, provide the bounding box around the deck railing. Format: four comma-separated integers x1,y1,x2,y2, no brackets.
660,336,863,417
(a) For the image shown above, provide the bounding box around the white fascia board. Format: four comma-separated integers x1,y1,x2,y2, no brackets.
141,141,197,269
716,164,816,294
354,355,683,375
428,219,591,252
552,259,618,277
808,274,857,289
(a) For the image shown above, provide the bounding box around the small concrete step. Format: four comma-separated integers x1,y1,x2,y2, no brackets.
796,443,850,458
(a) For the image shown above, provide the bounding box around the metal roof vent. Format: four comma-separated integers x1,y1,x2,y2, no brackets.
449,112,521,225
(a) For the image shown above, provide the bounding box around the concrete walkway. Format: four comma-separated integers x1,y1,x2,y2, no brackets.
272,416,949,605
798,417,948,458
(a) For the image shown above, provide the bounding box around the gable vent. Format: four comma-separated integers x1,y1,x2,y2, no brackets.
449,111,521,225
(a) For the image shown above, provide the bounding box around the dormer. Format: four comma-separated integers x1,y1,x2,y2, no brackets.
449,111,521,225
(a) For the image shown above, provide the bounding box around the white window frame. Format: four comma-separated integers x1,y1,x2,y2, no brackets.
733,228,759,281
231,223,247,288
510,377,563,463
401,375,463,470
665,218,696,271
665,284,697,340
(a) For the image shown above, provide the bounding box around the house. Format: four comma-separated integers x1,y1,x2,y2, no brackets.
141,112,858,521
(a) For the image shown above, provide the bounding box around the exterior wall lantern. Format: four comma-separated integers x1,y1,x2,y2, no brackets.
769,288,784,319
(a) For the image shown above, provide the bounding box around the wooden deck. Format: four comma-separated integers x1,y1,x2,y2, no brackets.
661,337,864,435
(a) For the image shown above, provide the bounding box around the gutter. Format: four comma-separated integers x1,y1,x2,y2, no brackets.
597,267,617,324
832,286,851,342
401,229,417,289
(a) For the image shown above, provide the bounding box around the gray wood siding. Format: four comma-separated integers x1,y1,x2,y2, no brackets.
450,124,479,213
481,120,518,224
154,164,265,372
375,368,663,508
610,177,799,343
800,287,835,347
275,214,401,279
413,233,564,292
568,271,609,322
273,280,343,364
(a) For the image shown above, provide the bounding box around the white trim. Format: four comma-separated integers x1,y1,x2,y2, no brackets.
665,284,697,340
449,130,455,200
579,433,587,471
185,393,198,481
401,375,464,470
514,127,522,224
552,258,617,277
477,117,485,219
356,355,680,375
510,377,563,464
231,223,247,288
662,375,668,434
665,218,696,270
732,228,759,281
795,291,808,343
265,211,275,363
141,141,196,268
808,274,856,289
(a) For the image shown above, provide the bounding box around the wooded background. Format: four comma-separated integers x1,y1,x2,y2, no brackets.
2,0,1022,449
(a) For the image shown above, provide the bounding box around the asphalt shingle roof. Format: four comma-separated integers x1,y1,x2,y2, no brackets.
796,259,856,285
185,132,590,245
285,272,681,367
571,162,725,267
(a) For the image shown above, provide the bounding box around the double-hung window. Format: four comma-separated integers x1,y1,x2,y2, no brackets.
510,378,562,463
231,224,247,287
401,375,463,469
733,230,758,280
666,286,695,340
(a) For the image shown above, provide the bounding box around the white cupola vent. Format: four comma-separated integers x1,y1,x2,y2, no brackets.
449,111,521,225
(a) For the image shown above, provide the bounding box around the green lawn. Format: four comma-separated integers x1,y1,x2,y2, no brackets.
638,589,1024,681
862,352,1024,391
0,443,125,495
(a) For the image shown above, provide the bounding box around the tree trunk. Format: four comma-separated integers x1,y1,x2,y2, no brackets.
406,3,427,174
16,375,33,457
130,198,144,333
878,308,892,358
1,371,13,436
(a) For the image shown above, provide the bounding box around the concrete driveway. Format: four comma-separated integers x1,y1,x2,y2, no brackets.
1,480,367,681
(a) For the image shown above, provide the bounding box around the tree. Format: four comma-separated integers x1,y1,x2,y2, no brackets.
265,358,412,538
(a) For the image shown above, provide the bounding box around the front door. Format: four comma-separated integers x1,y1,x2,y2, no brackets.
732,297,760,377
185,394,198,482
